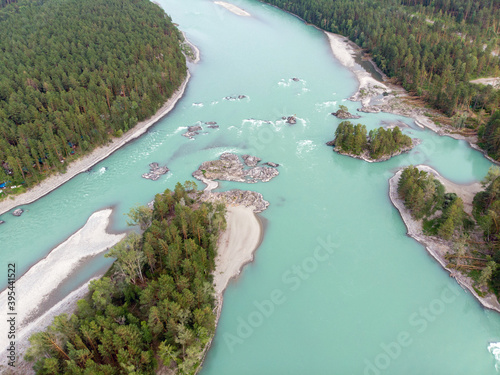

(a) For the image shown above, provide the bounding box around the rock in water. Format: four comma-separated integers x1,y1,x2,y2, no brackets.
265,162,279,167
0,220,5,225
12,209,23,217
286,116,297,124
142,163,169,181
331,109,361,119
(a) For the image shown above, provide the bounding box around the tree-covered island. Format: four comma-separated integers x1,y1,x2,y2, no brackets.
26,182,227,374
328,121,415,161
394,165,500,309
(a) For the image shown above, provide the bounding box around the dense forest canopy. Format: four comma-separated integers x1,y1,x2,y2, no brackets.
262,0,500,122
26,182,227,374
398,166,500,297
0,0,186,191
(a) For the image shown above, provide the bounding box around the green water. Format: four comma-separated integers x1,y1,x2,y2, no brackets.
1,0,500,372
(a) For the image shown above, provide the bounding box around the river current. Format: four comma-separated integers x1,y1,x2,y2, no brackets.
1,0,499,373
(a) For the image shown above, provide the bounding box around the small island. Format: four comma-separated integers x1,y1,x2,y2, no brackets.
327,121,416,162
331,104,361,120
390,165,500,312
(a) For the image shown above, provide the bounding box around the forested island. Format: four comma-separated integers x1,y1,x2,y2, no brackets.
393,165,500,310
0,0,187,197
262,0,500,157
328,121,414,161
26,182,226,374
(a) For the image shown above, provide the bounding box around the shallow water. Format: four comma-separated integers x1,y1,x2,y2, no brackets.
0,0,499,373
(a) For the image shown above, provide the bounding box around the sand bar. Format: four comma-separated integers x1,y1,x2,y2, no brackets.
0,209,126,370
0,72,191,216
214,1,250,17
214,205,262,294
389,166,500,313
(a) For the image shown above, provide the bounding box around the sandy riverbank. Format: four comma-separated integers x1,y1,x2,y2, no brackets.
470,77,500,88
325,32,388,108
214,1,250,16
0,209,126,372
389,166,500,313
0,71,191,217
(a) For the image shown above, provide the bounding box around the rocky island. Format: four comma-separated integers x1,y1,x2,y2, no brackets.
192,152,279,184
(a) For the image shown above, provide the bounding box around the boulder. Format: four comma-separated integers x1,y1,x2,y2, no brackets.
242,154,262,167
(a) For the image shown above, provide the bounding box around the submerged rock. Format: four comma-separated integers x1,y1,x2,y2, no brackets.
12,209,23,217
207,125,219,129
142,163,169,181
265,162,279,167
205,121,217,125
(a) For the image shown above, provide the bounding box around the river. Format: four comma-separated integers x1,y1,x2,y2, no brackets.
1,0,499,373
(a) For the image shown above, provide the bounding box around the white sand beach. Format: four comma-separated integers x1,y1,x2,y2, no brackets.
214,1,250,17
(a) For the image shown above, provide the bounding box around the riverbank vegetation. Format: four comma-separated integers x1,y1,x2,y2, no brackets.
397,165,500,298
0,0,187,194
25,182,226,374
331,121,413,160
262,0,500,148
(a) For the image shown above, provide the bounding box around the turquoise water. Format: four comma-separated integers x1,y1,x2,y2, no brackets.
1,0,500,373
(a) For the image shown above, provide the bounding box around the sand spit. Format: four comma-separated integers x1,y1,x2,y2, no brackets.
214,1,250,16
0,72,191,216
0,209,126,371
389,166,500,313
214,206,263,294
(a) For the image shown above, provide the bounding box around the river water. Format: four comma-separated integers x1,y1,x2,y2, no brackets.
1,0,499,373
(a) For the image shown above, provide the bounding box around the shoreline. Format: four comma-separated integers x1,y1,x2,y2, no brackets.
323,30,500,166
388,166,500,313
0,209,126,373
0,70,192,217
197,204,264,373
